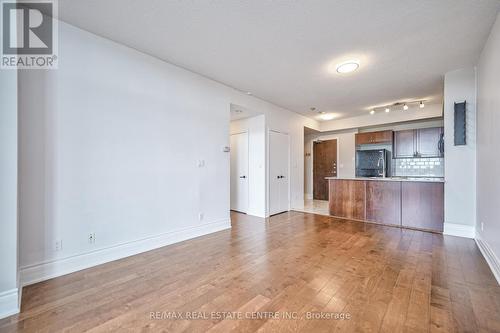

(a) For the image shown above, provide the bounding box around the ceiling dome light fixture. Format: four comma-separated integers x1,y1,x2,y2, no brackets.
420,101,425,108
370,110,375,115
385,107,390,113
320,113,336,121
403,103,409,111
336,60,360,74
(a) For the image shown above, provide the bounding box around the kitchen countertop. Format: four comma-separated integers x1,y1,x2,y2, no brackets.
325,176,445,183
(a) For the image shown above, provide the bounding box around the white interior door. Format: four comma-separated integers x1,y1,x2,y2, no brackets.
269,131,289,215
230,132,249,213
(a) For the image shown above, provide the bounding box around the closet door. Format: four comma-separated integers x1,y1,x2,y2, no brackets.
230,132,249,213
269,131,289,215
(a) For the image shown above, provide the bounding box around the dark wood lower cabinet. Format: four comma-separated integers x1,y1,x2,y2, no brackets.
328,179,366,220
328,179,444,232
366,181,401,226
401,182,444,232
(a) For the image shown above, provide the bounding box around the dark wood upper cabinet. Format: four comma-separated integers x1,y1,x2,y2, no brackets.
355,130,393,145
393,127,444,158
393,130,416,158
417,127,444,158
355,132,371,145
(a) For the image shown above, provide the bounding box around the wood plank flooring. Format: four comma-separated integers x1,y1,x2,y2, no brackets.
1,211,499,332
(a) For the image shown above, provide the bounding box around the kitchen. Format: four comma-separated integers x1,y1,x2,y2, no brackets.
303,113,450,233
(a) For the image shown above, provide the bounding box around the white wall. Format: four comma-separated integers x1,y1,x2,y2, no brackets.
230,115,266,217
443,68,477,233
476,12,500,281
0,70,19,318
18,21,318,285
362,119,444,132
304,129,357,198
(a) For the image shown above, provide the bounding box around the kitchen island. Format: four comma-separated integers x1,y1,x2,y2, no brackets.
325,177,444,232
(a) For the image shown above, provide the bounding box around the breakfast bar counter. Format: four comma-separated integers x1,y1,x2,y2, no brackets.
325,176,444,182
325,177,444,232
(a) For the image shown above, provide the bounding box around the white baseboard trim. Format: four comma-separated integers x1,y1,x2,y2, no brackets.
443,223,475,238
246,210,266,219
304,193,312,200
20,218,231,287
0,288,20,319
475,234,500,285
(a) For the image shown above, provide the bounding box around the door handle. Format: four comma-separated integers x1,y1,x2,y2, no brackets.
239,175,246,179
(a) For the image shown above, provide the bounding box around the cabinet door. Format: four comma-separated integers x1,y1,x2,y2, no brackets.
393,130,416,158
355,132,372,145
401,182,444,232
356,131,393,145
366,181,401,226
372,130,393,144
417,127,443,157
328,180,366,220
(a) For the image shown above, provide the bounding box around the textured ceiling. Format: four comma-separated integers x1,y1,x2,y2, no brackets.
56,0,500,120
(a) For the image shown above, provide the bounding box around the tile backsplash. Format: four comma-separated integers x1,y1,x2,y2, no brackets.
392,157,444,177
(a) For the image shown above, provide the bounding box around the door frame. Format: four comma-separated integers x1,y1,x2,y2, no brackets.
267,129,290,217
310,137,339,201
230,131,249,213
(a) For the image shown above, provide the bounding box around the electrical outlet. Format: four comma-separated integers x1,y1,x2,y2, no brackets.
55,240,63,251
199,213,204,221
88,233,96,244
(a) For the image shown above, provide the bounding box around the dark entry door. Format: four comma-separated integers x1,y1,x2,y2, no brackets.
313,139,337,200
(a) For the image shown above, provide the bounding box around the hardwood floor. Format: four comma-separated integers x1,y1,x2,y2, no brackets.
1,211,499,332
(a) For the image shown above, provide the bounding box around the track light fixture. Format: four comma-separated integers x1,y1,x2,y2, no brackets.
369,100,426,114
